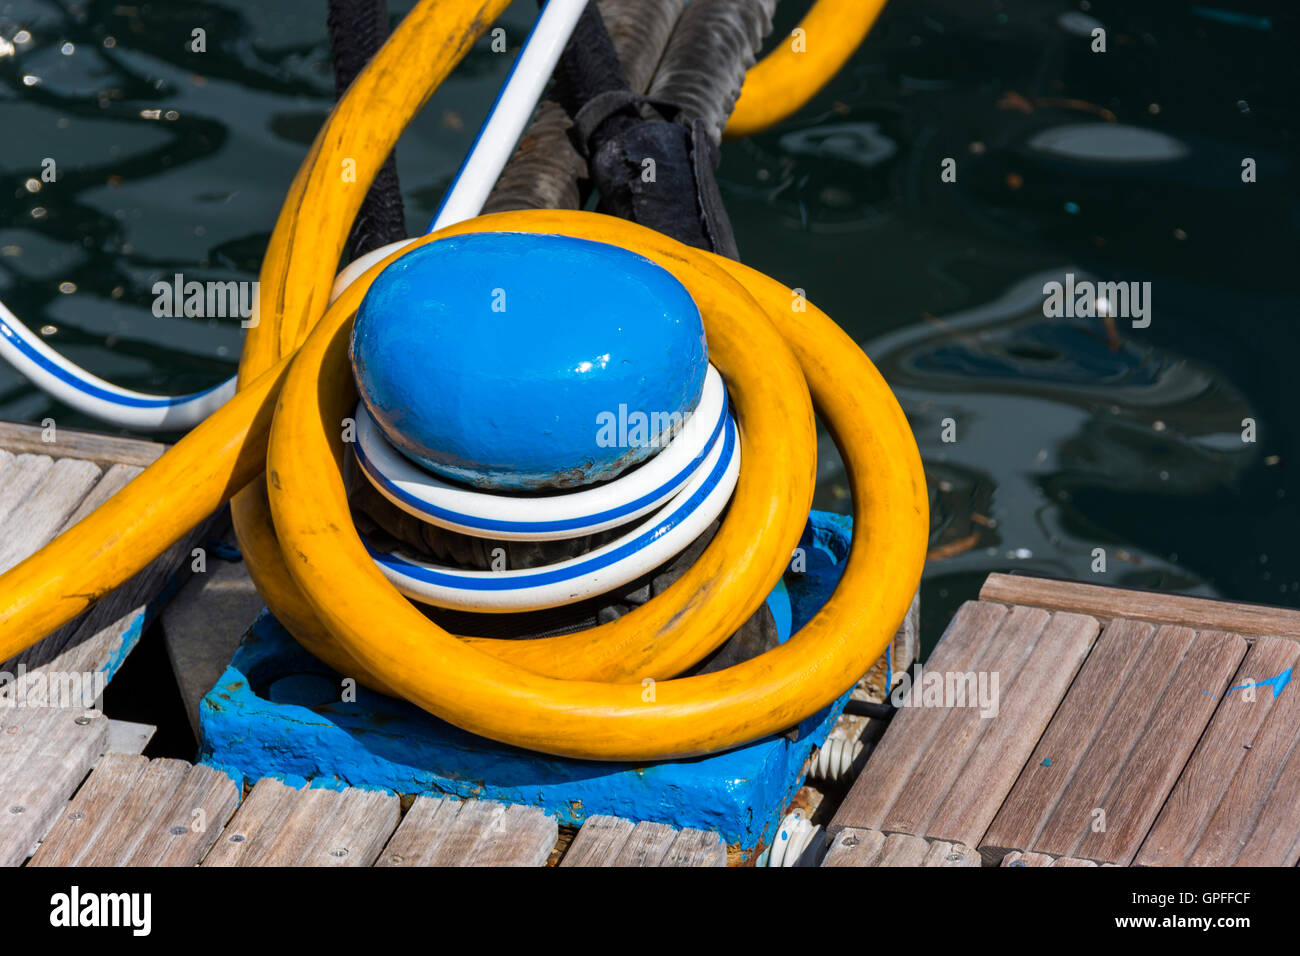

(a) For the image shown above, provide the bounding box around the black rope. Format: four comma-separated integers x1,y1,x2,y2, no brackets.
544,1,739,258
327,0,407,260
845,698,898,721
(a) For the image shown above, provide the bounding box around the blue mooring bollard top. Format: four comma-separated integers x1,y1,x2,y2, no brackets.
351,232,708,491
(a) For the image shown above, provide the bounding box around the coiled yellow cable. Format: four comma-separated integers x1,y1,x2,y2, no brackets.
0,0,917,762
263,207,926,760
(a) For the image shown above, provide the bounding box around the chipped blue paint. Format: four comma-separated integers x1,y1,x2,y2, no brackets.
197,511,858,853
98,546,204,681
99,613,146,681
1227,667,1292,699
1041,757,1052,767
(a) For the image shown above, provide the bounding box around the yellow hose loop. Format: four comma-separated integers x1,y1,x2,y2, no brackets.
0,0,925,764
724,0,889,140
247,223,817,688
266,208,926,761
227,0,514,686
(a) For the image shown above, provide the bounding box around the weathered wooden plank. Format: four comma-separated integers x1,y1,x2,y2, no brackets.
374,795,458,866
105,718,156,757
659,827,725,867
375,797,555,867
124,764,240,866
560,815,637,867
1008,627,1245,865
27,751,150,866
465,803,557,867
821,826,886,867
160,529,263,734
242,784,354,866
982,618,1159,862
203,779,397,867
609,820,678,867
831,601,1009,833
982,573,1300,640
201,777,296,867
1136,637,1300,866
1165,639,1300,867
0,457,101,574
0,707,109,866
559,815,723,867
1230,740,1300,866
921,840,981,867
0,423,206,695
58,462,141,531
1006,624,1198,861
875,832,931,867
72,759,191,867
880,606,1051,836
391,799,502,867
1001,851,1098,867
0,420,166,468
0,453,52,526
295,787,398,866
922,611,1098,849
1073,630,1245,864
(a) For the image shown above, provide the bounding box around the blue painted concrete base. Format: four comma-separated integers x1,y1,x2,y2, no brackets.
197,511,855,854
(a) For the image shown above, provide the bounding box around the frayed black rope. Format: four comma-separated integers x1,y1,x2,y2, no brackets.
327,0,407,259
543,0,739,257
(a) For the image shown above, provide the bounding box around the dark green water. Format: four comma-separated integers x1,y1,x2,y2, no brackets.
2,0,1297,651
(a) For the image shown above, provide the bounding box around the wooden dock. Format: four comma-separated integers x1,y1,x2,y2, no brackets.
6,742,729,867
2,571,1293,867
3,416,1298,865
827,574,1300,868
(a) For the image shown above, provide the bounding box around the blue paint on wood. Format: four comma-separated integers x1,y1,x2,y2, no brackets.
1228,667,1292,699
100,544,208,682
197,511,858,853
351,232,709,490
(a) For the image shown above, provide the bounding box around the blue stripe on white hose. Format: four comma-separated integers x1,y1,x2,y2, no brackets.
365,410,738,609
352,370,729,539
1,312,233,421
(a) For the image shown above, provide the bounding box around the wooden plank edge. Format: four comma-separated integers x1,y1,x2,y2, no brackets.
981,573,1300,640
0,420,167,468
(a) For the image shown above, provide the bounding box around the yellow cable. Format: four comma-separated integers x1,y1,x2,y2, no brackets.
725,0,890,139
267,208,926,760
0,0,925,763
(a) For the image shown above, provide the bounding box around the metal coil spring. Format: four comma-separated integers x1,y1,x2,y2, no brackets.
807,736,868,783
